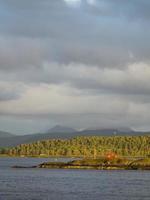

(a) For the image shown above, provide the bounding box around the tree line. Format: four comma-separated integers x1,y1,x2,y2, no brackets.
2,135,149,157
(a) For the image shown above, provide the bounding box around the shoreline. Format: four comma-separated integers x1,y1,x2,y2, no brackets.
0,154,80,158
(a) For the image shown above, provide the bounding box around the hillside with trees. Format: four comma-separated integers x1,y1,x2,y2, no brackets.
5,135,150,157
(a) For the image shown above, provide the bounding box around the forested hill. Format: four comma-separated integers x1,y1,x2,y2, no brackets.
7,136,150,157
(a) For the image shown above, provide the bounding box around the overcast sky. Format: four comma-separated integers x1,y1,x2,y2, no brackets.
0,0,150,134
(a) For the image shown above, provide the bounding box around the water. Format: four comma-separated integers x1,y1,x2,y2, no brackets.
0,157,149,200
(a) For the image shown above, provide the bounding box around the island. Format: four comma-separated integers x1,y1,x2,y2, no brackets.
12,157,150,170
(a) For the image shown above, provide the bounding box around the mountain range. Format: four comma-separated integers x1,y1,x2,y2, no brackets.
0,125,149,147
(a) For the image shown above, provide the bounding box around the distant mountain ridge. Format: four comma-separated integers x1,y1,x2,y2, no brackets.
79,127,135,136
0,125,149,147
0,131,15,138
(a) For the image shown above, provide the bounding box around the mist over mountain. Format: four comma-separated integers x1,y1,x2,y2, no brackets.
0,131,15,138
46,125,77,133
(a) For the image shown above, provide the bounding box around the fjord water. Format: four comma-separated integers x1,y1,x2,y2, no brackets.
0,158,149,200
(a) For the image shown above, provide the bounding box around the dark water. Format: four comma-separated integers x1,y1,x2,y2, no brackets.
0,158,149,200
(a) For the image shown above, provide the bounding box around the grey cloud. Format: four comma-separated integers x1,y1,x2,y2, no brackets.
0,0,150,133
0,37,48,70
85,0,150,20
3,0,150,21
0,90,19,101
0,0,150,68
1,108,150,133
1,61,150,107
0,83,24,101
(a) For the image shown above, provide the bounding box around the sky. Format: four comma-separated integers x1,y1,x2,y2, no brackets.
0,0,150,134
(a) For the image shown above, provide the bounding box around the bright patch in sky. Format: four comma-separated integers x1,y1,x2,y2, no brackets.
87,0,96,6
64,0,81,7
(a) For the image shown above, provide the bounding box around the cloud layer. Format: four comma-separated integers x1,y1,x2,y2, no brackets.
0,0,150,133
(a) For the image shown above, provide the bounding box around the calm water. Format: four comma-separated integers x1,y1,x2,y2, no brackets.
0,157,149,200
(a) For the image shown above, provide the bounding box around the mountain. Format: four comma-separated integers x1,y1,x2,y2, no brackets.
0,125,77,147
0,131,76,148
46,125,77,133
0,126,149,148
78,127,135,136
0,131,15,138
